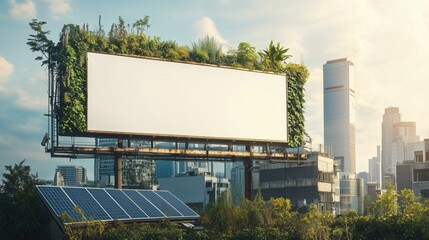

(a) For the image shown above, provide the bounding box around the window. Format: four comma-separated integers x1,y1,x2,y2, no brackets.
334,157,344,172
415,151,423,162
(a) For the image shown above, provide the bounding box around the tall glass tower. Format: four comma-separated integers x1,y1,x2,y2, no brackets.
323,58,356,174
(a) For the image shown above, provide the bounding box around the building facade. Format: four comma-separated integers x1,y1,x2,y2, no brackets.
94,139,155,188
396,139,429,200
323,58,356,174
381,107,419,187
230,162,245,205
55,165,87,186
368,145,381,185
252,153,339,213
339,173,364,214
357,171,369,195
158,169,230,213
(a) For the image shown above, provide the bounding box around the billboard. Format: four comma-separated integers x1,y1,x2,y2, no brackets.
87,52,287,144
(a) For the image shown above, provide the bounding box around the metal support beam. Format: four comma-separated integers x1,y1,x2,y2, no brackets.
114,152,123,189
244,145,253,200
115,139,123,189
244,158,253,201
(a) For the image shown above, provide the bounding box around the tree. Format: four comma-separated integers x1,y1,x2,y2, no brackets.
236,42,257,69
132,16,151,35
368,184,398,218
0,160,47,240
191,36,222,64
399,189,422,219
202,191,234,233
300,205,333,240
27,19,55,67
258,40,291,72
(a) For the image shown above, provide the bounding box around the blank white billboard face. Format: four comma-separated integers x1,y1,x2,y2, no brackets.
87,52,287,143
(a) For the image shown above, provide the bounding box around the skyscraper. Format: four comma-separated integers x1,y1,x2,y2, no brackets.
381,107,401,187
368,145,381,185
323,58,356,174
381,107,419,187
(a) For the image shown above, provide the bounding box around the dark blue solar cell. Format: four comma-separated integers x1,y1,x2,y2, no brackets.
138,190,182,217
87,188,130,220
37,186,82,221
123,190,165,218
105,189,148,219
156,191,199,217
63,187,111,221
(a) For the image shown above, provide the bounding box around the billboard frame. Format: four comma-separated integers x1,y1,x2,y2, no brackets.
85,52,288,146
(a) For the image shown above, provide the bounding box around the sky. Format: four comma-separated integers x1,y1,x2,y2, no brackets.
1,0,429,180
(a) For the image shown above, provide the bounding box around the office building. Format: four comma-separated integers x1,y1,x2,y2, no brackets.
94,139,155,188
230,162,245,205
357,171,369,195
396,139,429,200
323,58,356,174
53,171,64,186
252,152,339,213
368,146,381,185
156,160,176,179
339,173,364,214
381,107,419,187
158,168,230,213
55,165,87,186
367,182,380,204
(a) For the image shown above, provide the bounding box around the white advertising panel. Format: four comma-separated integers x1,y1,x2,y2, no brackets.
87,52,287,143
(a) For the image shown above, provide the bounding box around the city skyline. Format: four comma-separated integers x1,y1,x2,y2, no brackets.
1,1,429,180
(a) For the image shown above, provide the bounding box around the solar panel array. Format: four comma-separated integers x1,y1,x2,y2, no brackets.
37,186,199,224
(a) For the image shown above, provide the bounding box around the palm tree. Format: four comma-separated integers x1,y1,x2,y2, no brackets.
258,40,291,72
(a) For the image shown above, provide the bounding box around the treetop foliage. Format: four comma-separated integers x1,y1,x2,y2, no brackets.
0,160,47,240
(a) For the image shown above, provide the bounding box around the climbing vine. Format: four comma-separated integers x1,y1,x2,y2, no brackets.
28,17,308,146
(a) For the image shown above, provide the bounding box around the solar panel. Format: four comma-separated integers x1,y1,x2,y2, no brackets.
87,188,130,220
155,191,199,217
36,186,199,226
105,189,148,219
123,190,165,218
138,190,182,217
63,187,111,221
37,186,82,221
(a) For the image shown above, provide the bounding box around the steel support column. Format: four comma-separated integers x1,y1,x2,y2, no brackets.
244,158,253,200
114,151,123,189
244,145,253,200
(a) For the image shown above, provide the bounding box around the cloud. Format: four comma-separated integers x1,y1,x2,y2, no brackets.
0,56,14,83
215,0,429,171
28,70,47,85
0,87,44,111
9,0,36,20
15,88,45,110
44,0,71,19
194,16,228,47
